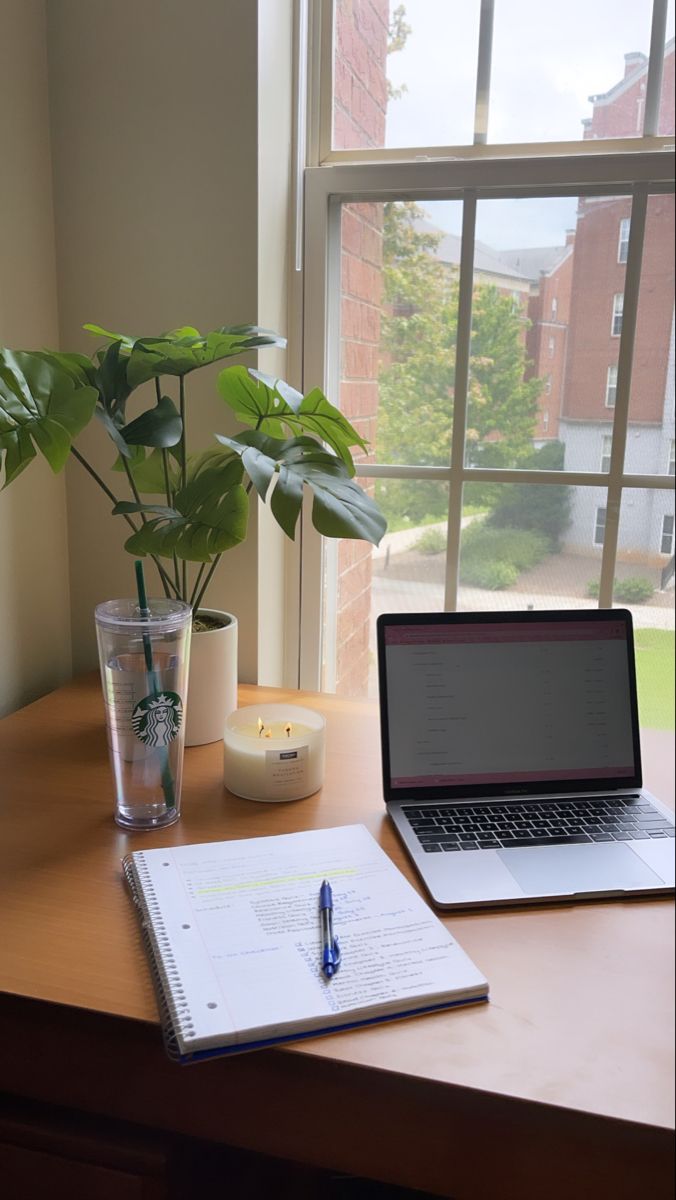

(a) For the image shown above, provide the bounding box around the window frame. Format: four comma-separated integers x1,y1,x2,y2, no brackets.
291,0,676,692
601,434,613,474
661,513,675,555
594,506,607,547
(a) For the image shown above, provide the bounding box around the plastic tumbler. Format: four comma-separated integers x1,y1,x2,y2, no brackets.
95,598,192,830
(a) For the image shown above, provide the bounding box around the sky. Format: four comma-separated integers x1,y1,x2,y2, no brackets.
383,0,675,249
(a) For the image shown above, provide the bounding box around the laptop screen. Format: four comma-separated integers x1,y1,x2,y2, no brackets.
377,611,642,798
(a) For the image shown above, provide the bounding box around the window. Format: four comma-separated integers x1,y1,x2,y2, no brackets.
669,439,675,477
611,293,624,337
299,2,675,707
601,435,613,473
594,507,607,546
662,514,675,555
618,217,631,263
605,364,618,407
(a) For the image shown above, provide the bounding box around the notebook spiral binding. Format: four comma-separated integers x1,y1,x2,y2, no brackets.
122,853,191,1063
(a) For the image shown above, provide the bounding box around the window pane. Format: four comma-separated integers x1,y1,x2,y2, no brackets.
627,194,675,476
341,200,461,467
459,481,606,610
614,494,675,732
332,1,674,152
465,196,628,473
333,0,480,151
323,478,449,698
489,0,656,144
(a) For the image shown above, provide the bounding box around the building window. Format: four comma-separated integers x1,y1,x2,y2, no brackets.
544,374,552,395
551,297,558,319
594,507,607,547
605,364,618,407
548,335,555,357
661,514,675,555
611,294,624,337
618,217,630,263
542,410,550,432
669,439,675,476
601,435,613,473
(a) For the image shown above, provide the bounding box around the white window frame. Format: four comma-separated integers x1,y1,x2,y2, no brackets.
611,293,624,337
605,363,618,408
661,513,675,555
618,217,631,263
669,439,675,476
290,0,676,691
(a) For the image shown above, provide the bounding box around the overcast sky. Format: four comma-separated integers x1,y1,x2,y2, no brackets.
385,0,675,249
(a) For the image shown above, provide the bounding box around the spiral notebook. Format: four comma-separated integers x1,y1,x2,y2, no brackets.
123,824,488,1063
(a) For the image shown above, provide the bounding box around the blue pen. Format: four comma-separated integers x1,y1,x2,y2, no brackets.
319,879,341,979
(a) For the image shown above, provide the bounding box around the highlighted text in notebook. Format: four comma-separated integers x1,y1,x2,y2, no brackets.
319,879,341,979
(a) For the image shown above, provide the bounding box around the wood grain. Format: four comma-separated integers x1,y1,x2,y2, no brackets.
0,674,673,1199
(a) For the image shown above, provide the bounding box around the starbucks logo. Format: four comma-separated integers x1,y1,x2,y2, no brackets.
132,692,183,747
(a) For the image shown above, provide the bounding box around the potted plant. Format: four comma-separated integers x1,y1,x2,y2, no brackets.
0,323,386,742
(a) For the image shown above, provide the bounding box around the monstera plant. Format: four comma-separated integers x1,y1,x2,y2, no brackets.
0,323,386,614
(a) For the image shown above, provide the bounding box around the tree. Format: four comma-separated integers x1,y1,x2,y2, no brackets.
377,202,542,523
485,440,572,548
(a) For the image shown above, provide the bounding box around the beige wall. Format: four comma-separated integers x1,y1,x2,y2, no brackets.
0,0,294,713
0,0,71,717
45,0,292,683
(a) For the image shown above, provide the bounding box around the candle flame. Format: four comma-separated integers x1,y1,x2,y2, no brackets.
257,717,264,737
265,729,272,738
285,723,292,737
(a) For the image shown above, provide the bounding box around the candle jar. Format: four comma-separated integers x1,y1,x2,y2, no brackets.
223,704,326,802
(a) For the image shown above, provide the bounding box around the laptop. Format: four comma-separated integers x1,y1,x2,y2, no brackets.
376,609,675,908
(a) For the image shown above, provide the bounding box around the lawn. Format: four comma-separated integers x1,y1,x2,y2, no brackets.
633,628,675,731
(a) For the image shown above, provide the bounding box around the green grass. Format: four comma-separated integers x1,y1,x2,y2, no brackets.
634,628,675,731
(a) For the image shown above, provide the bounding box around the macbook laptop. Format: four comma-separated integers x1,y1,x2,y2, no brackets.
376,610,675,908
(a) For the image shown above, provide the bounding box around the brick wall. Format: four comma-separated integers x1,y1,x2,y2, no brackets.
332,0,388,695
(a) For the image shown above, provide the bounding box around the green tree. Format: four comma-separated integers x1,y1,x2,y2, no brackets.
377,202,541,524
485,439,572,548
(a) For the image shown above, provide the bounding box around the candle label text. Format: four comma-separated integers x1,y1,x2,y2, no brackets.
266,745,309,792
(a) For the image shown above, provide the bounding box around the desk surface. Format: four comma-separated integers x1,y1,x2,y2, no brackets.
0,676,674,1199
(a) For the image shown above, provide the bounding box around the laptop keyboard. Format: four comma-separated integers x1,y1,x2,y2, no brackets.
402,796,676,852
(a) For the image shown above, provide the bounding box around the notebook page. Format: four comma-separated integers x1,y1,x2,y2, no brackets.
131,824,487,1053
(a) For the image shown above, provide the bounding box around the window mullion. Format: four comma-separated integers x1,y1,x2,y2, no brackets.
644,0,669,136
444,191,477,610
598,185,650,607
473,0,495,145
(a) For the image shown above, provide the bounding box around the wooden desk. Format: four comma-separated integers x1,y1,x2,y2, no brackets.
0,676,674,1199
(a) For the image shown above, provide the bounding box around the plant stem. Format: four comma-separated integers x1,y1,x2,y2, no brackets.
70,446,179,600
180,374,187,600
160,446,180,594
121,456,172,599
189,562,206,610
192,555,222,615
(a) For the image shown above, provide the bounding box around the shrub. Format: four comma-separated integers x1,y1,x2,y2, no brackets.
415,527,446,555
461,560,519,589
461,524,550,571
587,577,654,604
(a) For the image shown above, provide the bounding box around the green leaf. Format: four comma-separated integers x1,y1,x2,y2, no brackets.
83,323,286,389
0,349,98,484
121,395,182,448
111,446,181,494
215,429,386,545
122,469,249,562
217,366,368,472
95,406,133,458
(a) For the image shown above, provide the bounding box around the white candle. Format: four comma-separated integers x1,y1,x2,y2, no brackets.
223,704,326,802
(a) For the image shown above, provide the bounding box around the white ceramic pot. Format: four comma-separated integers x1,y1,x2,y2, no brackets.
184,609,238,747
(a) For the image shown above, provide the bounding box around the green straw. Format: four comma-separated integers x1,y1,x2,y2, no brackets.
135,560,176,811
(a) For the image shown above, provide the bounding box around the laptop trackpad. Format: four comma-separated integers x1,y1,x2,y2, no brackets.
499,841,664,896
